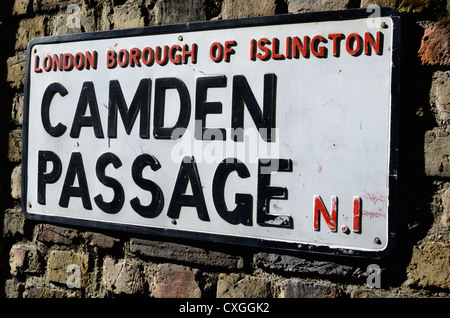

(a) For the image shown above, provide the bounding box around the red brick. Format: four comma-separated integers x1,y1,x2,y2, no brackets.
82,231,119,249
34,223,79,245
418,20,450,66
154,264,201,298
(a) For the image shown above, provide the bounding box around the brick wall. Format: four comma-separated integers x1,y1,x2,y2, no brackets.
1,0,449,298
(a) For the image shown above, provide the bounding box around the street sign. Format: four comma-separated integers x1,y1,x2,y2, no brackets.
22,8,400,257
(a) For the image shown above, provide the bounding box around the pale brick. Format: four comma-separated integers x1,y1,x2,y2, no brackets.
12,0,31,15
430,71,450,130
11,164,21,200
424,128,450,177
288,0,353,13
48,5,97,35
34,0,83,12
6,54,26,89
23,276,79,298
441,187,450,229
12,93,23,125
350,287,419,298
222,0,278,19
217,273,271,298
9,242,44,276
49,11,82,35
15,16,46,51
4,279,25,298
111,2,146,29
360,0,397,8
406,241,450,289
102,258,146,295
7,129,22,162
47,250,89,287
98,2,113,31
80,6,97,32
3,205,26,238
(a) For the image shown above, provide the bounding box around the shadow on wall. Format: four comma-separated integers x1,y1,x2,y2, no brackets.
0,0,20,297
387,15,438,286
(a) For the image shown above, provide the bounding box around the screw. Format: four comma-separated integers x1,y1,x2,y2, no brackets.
380,22,388,29
178,35,183,41
341,225,350,234
171,219,177,225
374,237,382,244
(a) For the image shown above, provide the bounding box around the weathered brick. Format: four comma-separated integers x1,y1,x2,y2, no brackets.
80,5,98,32
4,279,25,298
98,2,113,31
12,0,31,15
12,93,24,125
154,263,201,298
9,242,44,276
81,231,120,249
430,70,450,130
7,129,22,162
406,241,450,289
24,285,77,298
130,238,243,269
47,250,89,287
222,0,278,19
279,279,342,298
11,164,21,200
34,0,83,12
350,287,419,298
360,0,397,8
15,16,46,51
48,5,97,35
3,205,26,238
35,223,80,245
288,0,353,13
424,128,450,177
6,53,26,89
111,1,146,29
397,0,442,14
48,11,81,35
254,252,358,277
23,276,79,298
441,187,450,229
102,257,146,295
217,273,271,298
155,0,206,25
418,19,450,66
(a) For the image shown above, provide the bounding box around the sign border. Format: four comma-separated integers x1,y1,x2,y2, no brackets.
22,8,401,258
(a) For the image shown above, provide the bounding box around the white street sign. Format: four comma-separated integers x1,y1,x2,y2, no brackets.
23,9,400,257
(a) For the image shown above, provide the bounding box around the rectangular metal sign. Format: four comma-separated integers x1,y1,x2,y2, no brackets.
23,8,400,257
